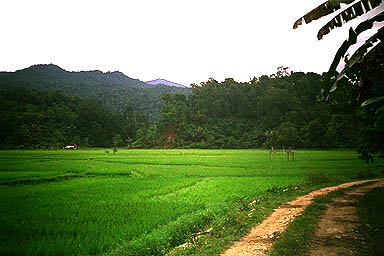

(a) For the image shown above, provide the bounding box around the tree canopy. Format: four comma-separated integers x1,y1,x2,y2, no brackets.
134,71,358,149
0,89,148,149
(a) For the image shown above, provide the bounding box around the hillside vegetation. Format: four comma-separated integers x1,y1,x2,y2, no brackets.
0,89,148,148
0,64,190,120
137,70,358,149
0,67,359,149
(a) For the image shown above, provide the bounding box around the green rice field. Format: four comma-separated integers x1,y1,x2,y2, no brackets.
1,149,383,255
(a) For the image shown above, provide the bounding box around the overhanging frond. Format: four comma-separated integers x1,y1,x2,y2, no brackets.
327,11,384,83
318,0,384,39
293,0,355,29
330,40,383,92
361,96,384,106
333,27,384,86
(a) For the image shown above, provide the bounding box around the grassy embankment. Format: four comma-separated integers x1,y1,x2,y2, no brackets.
0,149,383,255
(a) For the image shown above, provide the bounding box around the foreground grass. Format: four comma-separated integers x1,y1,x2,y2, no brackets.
358,186,384,256
0,149,383,255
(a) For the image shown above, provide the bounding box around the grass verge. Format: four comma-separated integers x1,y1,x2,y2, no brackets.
357,186,384,256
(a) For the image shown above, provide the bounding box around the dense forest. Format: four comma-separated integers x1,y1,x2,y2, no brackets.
0,89,148,149
135,69,358,149
0,64,190,120
0,68,360,150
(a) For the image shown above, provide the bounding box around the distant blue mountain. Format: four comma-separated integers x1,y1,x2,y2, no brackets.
146,78,187,88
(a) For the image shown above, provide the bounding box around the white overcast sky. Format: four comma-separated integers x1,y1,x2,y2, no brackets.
1,0,383,86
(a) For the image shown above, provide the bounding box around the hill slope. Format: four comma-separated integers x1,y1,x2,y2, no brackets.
0,64,149,87
0,64,190,120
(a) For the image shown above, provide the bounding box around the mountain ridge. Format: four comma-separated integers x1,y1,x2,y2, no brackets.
146,78,187,88
0,64,191,120
0,64,149,88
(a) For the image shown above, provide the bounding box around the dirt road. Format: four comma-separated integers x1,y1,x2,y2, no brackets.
221,179,383,256
306,179,384,256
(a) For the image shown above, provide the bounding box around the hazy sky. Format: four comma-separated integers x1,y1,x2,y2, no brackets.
1,0,383,86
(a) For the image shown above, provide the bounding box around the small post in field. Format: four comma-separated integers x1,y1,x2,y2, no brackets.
269,146,276,160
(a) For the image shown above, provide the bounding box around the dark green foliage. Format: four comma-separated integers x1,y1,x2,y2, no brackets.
0,66,363,150
0,89,148,149
328,45,384,162
149,72,358,149
294,2,384,161
0,64,190,121
326,50,384,162
358,187,384,256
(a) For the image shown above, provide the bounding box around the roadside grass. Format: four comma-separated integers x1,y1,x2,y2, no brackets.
357,186,384,256
0,149,383,255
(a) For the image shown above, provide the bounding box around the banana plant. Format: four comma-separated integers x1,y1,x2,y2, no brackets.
294,0,384,161
294,0,384,102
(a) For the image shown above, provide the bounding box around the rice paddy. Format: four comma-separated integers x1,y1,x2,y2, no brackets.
1,149,383,255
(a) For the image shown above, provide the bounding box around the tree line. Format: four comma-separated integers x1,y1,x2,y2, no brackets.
135,70,358,149
1,69,381,158
0,89,148,149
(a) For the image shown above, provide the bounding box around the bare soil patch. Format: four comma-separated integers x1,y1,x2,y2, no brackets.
221,179,383,256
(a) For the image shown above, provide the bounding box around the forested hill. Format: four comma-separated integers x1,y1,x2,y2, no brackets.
0,64,190,120
0,64,148,87
0,68,359,150
134,72,358,149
